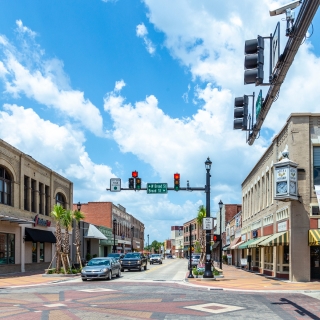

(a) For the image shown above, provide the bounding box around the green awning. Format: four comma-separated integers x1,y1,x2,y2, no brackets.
238,238,257,249
247,236,272,248
259,231,289,247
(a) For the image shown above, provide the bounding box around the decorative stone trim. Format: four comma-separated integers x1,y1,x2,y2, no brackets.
276,206,289,222
263,214,273,226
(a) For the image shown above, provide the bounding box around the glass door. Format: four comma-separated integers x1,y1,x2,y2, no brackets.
310,246,320,279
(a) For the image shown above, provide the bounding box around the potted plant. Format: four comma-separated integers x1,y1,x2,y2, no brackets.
192,267,199,278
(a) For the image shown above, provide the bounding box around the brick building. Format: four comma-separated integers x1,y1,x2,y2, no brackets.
0,139,73,274
73,202,144,256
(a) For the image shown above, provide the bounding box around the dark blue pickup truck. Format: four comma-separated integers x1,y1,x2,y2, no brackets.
120,252,147,272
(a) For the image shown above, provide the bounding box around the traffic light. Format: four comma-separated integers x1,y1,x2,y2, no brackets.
129,178,134,189
132,171,138,178
244,35,264,85
233,95,248,130
174,173,180,191
135,177,141,190
213,234,221,242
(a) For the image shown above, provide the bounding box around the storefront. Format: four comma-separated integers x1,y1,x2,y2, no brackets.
309,229,320,279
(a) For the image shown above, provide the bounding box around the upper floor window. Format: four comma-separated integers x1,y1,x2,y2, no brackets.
0,166,12,206
314,147,320,185
55,192,66,208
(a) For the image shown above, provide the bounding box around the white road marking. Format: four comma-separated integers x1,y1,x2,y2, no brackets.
184,302,244,314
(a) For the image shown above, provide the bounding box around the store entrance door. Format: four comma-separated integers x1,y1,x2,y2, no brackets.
310,246,320,279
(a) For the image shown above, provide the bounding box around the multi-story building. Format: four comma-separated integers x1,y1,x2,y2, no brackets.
73,202,144,256
183,218,199,257
0,139,73,274
240,113,320,281
170,226,183,258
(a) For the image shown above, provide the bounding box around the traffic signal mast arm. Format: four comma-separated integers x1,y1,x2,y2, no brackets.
106,186,206,191
248,0,320,145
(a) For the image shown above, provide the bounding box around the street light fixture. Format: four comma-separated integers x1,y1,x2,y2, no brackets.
204,157,213,278
77,201,81,211
147,234,149,258
219,199,223,270
113,219,117,253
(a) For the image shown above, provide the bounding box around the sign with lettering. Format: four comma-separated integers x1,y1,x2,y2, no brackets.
34,214,51,227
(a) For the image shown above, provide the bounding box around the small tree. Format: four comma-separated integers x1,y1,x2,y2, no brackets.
196,205,206,266
51,204,65,272
73,209,85,267
61,209,73,271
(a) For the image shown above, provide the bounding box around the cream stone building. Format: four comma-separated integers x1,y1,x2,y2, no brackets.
0,139,73,274
240,113,320,282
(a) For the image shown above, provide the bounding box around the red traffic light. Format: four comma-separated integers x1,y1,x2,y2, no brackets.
174,173,180,180
213,235,221,242
132,171,138,178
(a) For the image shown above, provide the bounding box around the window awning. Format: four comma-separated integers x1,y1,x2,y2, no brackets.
0,214,34,224
229,237,241,248
309,229,320,246
222,245,230,251
212,241,220,249
258,231,289,247
25,228,56,243
231,240,245,249
238,238,257,249
248,235,272,248
84,224,108,240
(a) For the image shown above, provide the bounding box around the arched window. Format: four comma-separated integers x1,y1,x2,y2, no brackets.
55,192,66,208
0,166,12,206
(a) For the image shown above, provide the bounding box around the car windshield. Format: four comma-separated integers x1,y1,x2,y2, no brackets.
108,253,120,258
151,254,160,257
87,259,110,266
193,255,200,259
125,253,141,258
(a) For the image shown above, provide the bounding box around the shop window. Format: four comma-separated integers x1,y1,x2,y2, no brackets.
0,166,12,206
39,183,43,214
40,242,44,262
283,246,289,264
55,192,66,208
45,185,50,216
255,248,260,262
32,242,37,263
24,176,29,210
0,233,15,264
31,179,36,213
314,147,320,185
264,247,273,270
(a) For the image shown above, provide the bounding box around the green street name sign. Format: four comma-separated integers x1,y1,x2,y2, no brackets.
256,89,262,120
147,183,168,194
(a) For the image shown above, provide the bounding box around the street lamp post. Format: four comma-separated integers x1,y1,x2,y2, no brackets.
147,234,149,258
131,226,134,252
204,157,213,278
188,223,194,278
219,200,223,270
113,219,117,253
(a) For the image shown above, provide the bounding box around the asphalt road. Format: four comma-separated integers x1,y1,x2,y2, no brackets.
1,259,320,319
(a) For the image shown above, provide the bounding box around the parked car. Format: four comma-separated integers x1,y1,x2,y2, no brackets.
120,252,147,271
188,254,201,268
81,257,121,281
149,254,162,264
107,253,125,262
167,254,173,259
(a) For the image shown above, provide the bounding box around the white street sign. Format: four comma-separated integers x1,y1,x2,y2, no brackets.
110,178,121,192
203,217,213,230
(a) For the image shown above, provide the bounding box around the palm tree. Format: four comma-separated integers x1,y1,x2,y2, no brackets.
73,209,85,268
196,205,206,266
51,204,65,272
61,209,73,271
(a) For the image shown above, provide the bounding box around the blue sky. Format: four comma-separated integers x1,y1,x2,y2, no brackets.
0,0,320,243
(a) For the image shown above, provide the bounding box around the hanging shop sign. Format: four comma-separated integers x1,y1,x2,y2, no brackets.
34,214,51,227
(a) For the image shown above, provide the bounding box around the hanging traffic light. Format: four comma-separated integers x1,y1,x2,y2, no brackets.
174,173,180,191
244,35,264,85
132,171,138,178
135,177,141,190
129,178,134,189
233,95,248,130
213,234,221,242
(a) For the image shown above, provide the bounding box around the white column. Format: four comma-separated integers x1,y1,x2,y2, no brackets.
20,225,26,272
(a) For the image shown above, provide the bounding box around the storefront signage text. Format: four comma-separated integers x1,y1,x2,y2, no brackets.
278,220,288,232
34,214,51,227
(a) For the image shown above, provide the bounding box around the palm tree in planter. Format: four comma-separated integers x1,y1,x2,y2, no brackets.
196,205,206,266
73,209,85,268
61,209,73,272
51,204,65,273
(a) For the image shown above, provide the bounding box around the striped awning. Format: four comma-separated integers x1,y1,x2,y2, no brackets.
238,238,257,249
229,237,241,248
231,240,245,250
258,231,289,247
247,235,271,248
309,229,320,246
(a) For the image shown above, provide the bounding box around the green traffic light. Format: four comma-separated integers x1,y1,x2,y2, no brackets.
174,186,179,191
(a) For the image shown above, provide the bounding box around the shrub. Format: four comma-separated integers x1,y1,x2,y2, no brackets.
86,253,92,261
92,254,98,258
214,270,220,276
192,267,199,276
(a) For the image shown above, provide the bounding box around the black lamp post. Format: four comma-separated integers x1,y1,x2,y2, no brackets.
131,226,134,252
113,219,117,253
147,234,149,258
219,200,223,270
188,223,194,278
204,157,213,278
77,201,81,212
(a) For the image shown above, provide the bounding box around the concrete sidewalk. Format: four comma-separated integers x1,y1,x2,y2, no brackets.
187,264,320,292
0,271,78,288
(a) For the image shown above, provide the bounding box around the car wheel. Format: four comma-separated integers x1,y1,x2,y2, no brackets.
139,265,143,272
144,265,147,271
116,268,121,278
108,271,112,280
82,278,87,281
121,268,124,272
150,262,153,265
160,261,162,264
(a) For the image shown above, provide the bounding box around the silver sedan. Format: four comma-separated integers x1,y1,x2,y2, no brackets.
81,257,121,281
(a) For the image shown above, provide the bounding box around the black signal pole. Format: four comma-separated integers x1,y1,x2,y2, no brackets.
203,157,213,278
219,200,223,270
113,219,117,253
188,223,194,278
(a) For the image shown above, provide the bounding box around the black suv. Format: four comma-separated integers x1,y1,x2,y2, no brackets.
120,252,147,271
107,253,125,262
